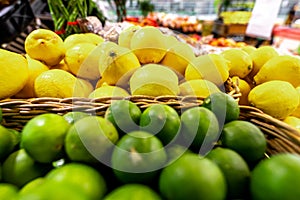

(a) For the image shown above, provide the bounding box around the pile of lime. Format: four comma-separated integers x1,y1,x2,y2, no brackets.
0,93,300,200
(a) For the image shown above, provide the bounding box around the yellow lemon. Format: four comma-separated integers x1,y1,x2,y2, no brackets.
247,46,279,79
254,55,300,87
163,35,179,48
221,48,253,78
129,63,179,96
185,54,230,86
51,59,71,72
88,83,129,98
64,33,104,50
14,55,49,98
64,43,100,80
0,49,29,99
24,29,66,67
179,79,221,98
291,86,300,118
231,76,251,105
248,80,299,119
130,26,167,64
34,69,92,98
160,41,195,76
240,45,256,55
118,25,141,49
283,116,300,132
98,41,141,86
76,78,94,98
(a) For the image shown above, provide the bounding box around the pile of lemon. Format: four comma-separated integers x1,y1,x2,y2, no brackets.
1,26,300,130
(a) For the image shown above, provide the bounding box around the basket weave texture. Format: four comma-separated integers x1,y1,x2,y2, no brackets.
0,78,299,155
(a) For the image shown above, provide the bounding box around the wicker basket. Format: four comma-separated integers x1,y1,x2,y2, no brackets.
0,78,299,156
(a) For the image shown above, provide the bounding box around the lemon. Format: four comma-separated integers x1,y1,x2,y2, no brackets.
98,41,141,86
291,86,300,117
247,45,279,79
160,41,195,76
34,69,92,98
240,45,256,55
248,80,299,119
163,35,179,48
118,25,141,49
221,48,253,78
0,48,29,99
64,33,104,49
88,83,130,98
129,63,179,96
24,29,66,66
283,116,300,132
64,43,100,80
232,76,251,105
14,55,49,98
185,54,230,86
51,59,70,72
130,26,167,64
179,79,221,98
254,55,300,87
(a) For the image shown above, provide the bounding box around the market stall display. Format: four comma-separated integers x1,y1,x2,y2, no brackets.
1,1,300,200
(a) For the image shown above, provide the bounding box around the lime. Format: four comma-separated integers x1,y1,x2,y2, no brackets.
206,147,251,199
2,149,52,188
103,184,162,200
20,113,70,163
250,153,300,200
46,163,107,200
180,106,220,155
140,104,181,145
111,131,167,184
65,116,119,163
63,111,90,124
105,99,141,135
17,179,91,200
0,183,19,200
165,144,192,164
202,92,240,126
220,120,267,163
19,177,46,196
159,153,227,200
0,125,16,161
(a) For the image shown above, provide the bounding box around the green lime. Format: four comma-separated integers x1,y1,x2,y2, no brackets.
0,183,19,200
20,113,70,163
159,153,226,200
202,92,240,126
63,111,90,124
19,177,46,196
46,163,107,200
251,153,300,200
180,106,220,154
2,149,52,188
0,125,16,161
103,184,162,200
140,104,180,145
105,99,141,135
65,116,119,163
165,144,192,164
111,131,167,184
17,179,91,200
206,147,251,199
220,120,267,163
